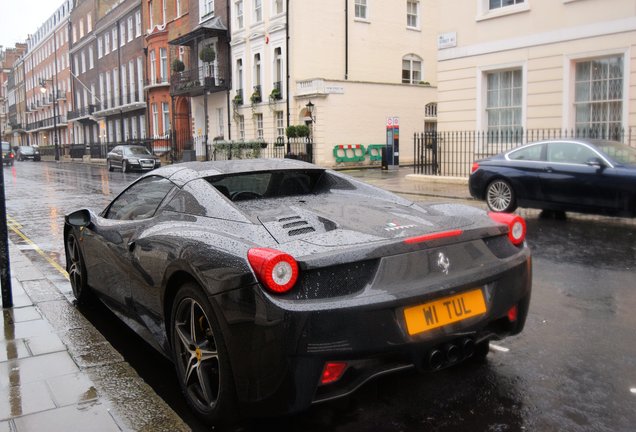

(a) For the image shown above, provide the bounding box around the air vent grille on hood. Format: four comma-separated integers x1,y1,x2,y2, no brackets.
277,216,316,236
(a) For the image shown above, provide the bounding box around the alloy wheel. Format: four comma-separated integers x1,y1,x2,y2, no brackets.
66,234,85,300
173,297,221,411
486,180,515,212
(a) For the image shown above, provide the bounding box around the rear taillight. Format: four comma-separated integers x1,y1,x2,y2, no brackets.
320,362,348,385
247,248,299,294
507,305,518,322
9,153,14,159
488,212,526,246
470,162,479,174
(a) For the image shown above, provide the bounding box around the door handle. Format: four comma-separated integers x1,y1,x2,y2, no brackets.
545,166,553,173
128,241,136,252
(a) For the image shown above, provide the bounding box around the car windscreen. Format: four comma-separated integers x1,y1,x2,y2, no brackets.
20,147,34,154
125,146,151,156
206,169,326,201
596,141,636,165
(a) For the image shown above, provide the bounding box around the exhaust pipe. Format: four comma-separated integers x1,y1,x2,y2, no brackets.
445,344,460,363
428,349,444,370
462,338,475,358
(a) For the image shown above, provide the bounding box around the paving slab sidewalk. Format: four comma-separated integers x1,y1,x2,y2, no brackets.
1,241,189,432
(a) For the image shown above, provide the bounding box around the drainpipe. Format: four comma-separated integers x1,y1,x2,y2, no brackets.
117,19,124,143
345,0,348,80
285,0,290,129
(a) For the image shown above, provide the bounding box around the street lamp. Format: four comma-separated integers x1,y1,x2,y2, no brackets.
40,79,60,161
305,100,315,123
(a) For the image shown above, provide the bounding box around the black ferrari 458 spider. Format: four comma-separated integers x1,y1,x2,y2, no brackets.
64,159,532,425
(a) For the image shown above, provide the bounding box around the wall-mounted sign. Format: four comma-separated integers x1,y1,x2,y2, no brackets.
326,86,345,94
437,32,457,49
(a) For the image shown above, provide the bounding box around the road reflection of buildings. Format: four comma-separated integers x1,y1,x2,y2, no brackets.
101,170,110,196
3,309,23,418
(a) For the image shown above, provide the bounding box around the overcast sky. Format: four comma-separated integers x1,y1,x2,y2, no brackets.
0,0,63,50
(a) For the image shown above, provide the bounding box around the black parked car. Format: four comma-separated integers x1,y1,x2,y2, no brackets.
106,145,160,172
470,139,636,216
64,159,532,425
2,142,15,166
17,145,41,161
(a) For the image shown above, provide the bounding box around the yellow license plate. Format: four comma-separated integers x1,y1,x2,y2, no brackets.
403,289,487,335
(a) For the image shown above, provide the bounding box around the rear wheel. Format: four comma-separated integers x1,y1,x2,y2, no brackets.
66,232,93,304
486,179,517,212
171,283,237,426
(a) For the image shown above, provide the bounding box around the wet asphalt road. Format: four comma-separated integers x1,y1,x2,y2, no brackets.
3,161,636,432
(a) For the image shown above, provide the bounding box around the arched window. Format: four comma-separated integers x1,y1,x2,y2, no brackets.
402,54,422,84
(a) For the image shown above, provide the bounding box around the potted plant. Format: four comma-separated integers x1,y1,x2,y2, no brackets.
199,45,216,63
269,87,282,100
250,89,262,104
296,124,310,138
171,59,185,73
233,93,243,105
285,125,298,138
199,45,216,78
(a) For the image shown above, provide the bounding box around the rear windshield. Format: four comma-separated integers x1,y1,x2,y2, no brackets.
1,143,10,152
207,169,326,201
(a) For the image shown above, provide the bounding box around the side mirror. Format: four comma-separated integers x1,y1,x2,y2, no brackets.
65,209,92,228
585,157,605,169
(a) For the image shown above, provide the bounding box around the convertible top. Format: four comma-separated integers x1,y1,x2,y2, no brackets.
145,159,316,187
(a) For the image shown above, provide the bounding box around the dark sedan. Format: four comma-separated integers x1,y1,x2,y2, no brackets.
469,139,636,216
107,145,161,172
2,142,15,166
17,145,41,161
64,159,531,425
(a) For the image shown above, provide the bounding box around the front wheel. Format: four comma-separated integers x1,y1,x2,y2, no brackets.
107,160,114,172
66,232,93,304
171,283,237,426
486,179,517,212
121,160,128,173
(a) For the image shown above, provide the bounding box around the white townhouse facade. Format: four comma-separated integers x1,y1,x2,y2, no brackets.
229,0,439,166
436,0,636,142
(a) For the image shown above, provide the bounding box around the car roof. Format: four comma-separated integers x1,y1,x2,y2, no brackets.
145,158,318,187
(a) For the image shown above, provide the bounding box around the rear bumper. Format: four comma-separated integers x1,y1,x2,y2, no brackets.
212,247,532,416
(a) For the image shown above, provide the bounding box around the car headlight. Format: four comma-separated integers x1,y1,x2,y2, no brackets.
128,158,139,164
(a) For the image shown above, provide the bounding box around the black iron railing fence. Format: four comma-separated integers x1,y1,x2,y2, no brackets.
414,127,636,177
48,135,313,164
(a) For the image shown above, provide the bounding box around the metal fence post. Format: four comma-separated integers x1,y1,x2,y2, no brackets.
0,133,13,308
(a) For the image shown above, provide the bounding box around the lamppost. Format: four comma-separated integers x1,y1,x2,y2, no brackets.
40,79,59,161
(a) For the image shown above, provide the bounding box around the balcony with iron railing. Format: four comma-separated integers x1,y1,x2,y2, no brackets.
26,115,68,131
68,105,98,121
92,92,145,114
170,64,228,97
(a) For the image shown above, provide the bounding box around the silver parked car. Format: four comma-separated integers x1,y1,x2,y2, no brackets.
107,145,161,173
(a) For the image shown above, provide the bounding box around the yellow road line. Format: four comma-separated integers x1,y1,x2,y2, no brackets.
7,215,69,280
